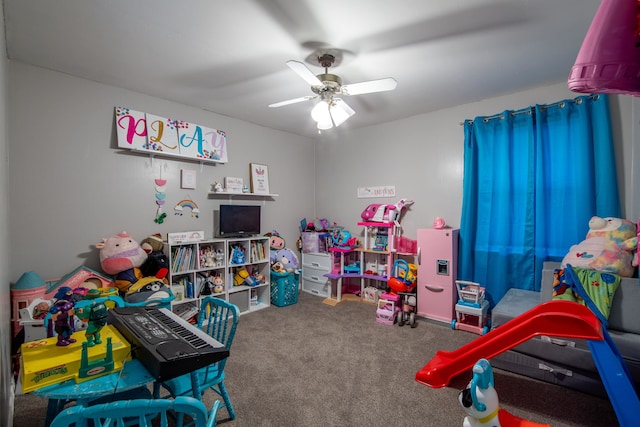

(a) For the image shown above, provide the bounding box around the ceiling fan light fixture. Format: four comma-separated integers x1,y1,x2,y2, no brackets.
331,98,355,127
311,100,333,129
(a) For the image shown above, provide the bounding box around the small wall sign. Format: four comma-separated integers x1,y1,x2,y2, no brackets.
357,186,396,199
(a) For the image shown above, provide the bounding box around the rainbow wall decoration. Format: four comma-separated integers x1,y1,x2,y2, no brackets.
174,199,200,218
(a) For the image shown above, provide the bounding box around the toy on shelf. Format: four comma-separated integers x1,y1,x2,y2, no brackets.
229,245,246,265
343,261,361,274
331,229,358,249
234,267,260,287
360,198,414,224
212,275,224,293
459,358,550,427
452,281,490,335
387,259,417,294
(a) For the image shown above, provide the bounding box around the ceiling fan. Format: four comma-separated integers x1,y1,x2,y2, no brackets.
269,52,397,130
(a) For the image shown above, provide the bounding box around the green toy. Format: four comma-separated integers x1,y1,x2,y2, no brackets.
80,289,108,347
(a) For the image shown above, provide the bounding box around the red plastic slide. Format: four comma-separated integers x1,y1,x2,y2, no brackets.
415,300,603,388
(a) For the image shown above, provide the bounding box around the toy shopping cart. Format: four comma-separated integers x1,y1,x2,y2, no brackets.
451,280,490,335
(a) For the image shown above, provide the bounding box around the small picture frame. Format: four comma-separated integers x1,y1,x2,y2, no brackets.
171,285,185,302
180,169,197,189
250,163,270,194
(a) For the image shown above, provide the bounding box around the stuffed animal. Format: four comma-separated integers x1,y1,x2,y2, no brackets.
211,181,224,193
140,233,170,278
271,261,286,274
212,275,224,293
265,230,286,263
96,231,148,292
229,245,246,265
272,248,298,271
124,270,172,305
265,230,286,250
562,216,638,277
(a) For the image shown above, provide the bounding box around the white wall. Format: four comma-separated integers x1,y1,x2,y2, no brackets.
315,83,635,240
0,5,14,425
7,62,316,281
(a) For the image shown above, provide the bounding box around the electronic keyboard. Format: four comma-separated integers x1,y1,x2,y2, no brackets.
107,306,229,381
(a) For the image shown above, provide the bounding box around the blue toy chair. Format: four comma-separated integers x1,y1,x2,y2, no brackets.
154,297,240,420
49,396,220,427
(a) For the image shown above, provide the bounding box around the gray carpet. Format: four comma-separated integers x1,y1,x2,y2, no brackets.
13,291,619,426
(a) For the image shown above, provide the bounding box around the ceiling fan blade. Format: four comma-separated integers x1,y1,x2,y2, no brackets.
341,77,397,96
331,98,355,127
286,60,323,86
268,95,316,108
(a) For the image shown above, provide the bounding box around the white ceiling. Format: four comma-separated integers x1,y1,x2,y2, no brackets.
3,0,602,138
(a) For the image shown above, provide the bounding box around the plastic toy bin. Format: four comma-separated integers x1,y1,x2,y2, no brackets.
270,270,300,307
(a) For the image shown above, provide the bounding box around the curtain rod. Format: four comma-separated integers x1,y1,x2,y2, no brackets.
459,94,600,126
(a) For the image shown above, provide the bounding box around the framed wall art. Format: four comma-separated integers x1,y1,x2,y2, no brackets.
250,163,270,194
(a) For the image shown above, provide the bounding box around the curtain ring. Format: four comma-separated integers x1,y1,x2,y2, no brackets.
575,97,583,104
593,94,599,100
500,115,504,120
559,102,565,108
483,118,489,123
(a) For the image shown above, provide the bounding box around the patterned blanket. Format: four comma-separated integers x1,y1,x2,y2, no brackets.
552,267,621,319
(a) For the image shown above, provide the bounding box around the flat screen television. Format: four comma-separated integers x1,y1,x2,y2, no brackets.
215,204,261,238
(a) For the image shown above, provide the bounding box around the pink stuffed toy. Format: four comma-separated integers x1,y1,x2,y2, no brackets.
562,216,638,277
96,231,148,292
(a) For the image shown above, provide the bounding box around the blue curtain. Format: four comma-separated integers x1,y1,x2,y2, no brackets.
459,94,620,307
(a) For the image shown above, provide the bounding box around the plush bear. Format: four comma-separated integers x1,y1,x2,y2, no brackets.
139,233,170,278
96,231,148,292
561,216,638,277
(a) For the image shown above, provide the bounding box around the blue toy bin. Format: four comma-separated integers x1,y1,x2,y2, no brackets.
270,270,300,307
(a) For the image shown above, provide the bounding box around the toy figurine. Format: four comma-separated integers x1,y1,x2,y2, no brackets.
54,286,74,302
215,248,224,266
50,299,76,346
212,275,224,293
80,289,108,347
459,358,550,427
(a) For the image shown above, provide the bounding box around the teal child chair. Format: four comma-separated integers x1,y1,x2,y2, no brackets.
154,297,240,420
50,397,220,427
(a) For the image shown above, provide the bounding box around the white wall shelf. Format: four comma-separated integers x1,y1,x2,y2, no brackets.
208,192,278,198
120,148,226,165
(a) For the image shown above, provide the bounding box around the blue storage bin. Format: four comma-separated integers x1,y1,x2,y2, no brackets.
270,270,300,307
